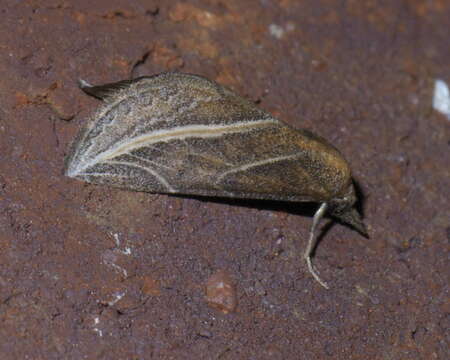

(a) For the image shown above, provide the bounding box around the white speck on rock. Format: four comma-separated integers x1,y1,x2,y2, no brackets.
107,291,126,306
269,24,284,39
110,262,128,278
112,232,120,247
433,79,450,120
122,247,132,255
93,317,103,337
269,23,295,39
110,232,132,255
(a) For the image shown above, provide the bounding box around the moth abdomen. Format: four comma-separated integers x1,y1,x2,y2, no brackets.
66,72,367,289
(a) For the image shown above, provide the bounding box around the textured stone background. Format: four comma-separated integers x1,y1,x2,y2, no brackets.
0,0,449,359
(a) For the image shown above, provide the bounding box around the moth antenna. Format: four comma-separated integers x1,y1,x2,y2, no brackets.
304,202,329,289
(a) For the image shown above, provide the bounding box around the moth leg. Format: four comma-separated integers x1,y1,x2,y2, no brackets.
304,202,329,289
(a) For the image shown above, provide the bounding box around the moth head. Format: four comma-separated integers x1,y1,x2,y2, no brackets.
328,183,368,237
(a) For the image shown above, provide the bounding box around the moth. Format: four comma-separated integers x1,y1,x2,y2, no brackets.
65,72,368,289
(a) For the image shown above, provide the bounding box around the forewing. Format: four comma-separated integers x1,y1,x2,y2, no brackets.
66,73,350,202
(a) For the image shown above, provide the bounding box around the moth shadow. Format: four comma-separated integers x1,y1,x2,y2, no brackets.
172,194,319,218
352,180,367,218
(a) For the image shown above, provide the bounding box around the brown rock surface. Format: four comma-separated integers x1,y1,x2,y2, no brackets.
0,0,448,359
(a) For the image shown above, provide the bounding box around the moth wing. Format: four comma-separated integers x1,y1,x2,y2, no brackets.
66,73,351,202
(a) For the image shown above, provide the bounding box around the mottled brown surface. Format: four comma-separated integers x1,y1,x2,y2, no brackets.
0,0,448,359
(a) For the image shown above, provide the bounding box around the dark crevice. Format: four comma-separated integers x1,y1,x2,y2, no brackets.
101,10,137,20
51,116,60,148
130,50,152,79
146,7,160,16
0,174,6,191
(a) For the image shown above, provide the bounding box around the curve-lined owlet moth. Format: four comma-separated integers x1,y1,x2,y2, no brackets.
65,72,368,289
